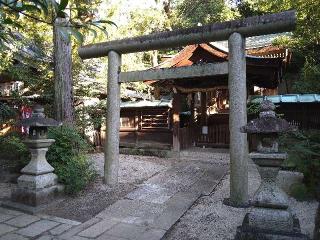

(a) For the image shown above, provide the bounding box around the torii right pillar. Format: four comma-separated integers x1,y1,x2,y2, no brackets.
225,32,249,207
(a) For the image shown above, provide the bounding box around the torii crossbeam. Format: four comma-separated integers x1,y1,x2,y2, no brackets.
78,10,296,208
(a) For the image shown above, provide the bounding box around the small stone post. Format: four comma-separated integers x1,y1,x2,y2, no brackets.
104,50,122,185
226,32,248,207
235,100,309,239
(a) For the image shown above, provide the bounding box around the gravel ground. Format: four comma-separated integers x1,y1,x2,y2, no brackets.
41,153,172,222
164,164,318,240
0,150,317,238
0,154,173,222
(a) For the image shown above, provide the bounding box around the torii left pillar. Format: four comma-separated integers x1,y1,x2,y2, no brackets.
104,50,122,185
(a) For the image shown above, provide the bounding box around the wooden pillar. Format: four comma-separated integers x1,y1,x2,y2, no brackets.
172,92,181,152
104,50,121,185
227,32,248,207
189,93,195,126
201,92,207,125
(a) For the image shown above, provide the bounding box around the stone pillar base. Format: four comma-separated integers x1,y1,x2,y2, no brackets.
223,198,250,208
3,184,64,214
235,214,310,240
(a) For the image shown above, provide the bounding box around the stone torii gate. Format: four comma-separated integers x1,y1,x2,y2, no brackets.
78,11,296,207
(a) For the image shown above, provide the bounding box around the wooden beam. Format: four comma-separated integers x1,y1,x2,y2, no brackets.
79,11,296,59
119,62,228,83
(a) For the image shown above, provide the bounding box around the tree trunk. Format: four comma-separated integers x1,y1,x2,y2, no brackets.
53,17,74,126
152,50,158,67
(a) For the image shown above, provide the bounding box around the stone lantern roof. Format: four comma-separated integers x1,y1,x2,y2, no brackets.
241,100,295,134
19,105,61,127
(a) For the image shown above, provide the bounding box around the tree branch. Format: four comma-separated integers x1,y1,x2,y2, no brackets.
0,0,52,25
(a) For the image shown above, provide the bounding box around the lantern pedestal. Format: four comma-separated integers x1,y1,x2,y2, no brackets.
235,153,308,240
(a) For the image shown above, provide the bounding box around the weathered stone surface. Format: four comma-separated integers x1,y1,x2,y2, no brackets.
0,207,23,216
151,190,199,230
20,147,55,175
104,50,121,185
236,100,309,239
104,223,147,239
0,224,17,235
246,209,294,232
0,233,29,240
78,218,118,238
49,224,73,235
59,217,102,239
17,173,58,190
11,185,59,207
35,235,53,240
16,220,59,237
0,214,15,223
6,214,40,227
228,31,248,207
79,11,296,58
138,228,166,240
37,214,81,226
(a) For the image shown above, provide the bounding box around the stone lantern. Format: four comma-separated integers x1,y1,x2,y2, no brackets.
7,105,62,213
235,100,309,239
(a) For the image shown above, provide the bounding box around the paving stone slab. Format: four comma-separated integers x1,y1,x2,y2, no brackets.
59,217,102,239
16,220,59,238
78,218,119,238
0,233,29,240
96,234,128,240
104,223,147,239
151,190,200,230
0,224,17,236
96,199,164,221
0,214,15,223
6,214,41,227
126,184,174,204
0,207,23,216
136,228,166,240
37,214,81,226
35,235,53,240
49,224,73,236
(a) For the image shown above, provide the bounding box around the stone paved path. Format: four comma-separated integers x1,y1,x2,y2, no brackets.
0,159,228,240
0,207,81,240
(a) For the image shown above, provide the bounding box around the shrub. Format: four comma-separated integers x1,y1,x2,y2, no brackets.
53,155,96,195
280,130,320,199
47,126,96,195
0,133,30,172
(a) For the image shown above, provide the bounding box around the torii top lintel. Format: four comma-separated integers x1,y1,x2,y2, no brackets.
78,10,296,59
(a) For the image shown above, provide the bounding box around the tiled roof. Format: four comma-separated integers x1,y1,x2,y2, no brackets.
249,94,320,103
212,32,291,50
120,99,172,108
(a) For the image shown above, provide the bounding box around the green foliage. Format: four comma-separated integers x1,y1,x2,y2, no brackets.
54,155,96,195
0,133,30,171
47,126,96,194
247,102,260,118
280,130,320,198
174,0,238,27
236,0,320,94
289,182,313,201
0,102,16,125
0,0,114,46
